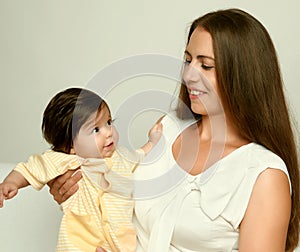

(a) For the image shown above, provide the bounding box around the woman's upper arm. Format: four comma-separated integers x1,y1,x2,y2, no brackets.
239,168,291,252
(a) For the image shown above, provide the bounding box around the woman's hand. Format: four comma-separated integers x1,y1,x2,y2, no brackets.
47,168,82,204
95,247,107,252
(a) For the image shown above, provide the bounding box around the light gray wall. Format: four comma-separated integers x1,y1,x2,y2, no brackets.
0,0,299,163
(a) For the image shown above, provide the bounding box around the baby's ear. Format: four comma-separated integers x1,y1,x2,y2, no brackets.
70,147,76,155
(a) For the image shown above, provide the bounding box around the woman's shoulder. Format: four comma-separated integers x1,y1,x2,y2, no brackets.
201,142,290,228
247,143,291,193
246,143,287,171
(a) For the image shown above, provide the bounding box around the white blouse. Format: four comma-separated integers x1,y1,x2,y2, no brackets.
133,113,290,252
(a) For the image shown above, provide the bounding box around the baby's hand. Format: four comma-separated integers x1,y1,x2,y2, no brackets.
141,119,163,155
0,182,18,208
148,121,163,145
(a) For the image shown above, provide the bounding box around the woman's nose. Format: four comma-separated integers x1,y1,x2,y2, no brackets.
183,62,200,85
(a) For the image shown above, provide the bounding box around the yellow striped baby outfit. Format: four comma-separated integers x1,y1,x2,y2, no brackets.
14,147,142,252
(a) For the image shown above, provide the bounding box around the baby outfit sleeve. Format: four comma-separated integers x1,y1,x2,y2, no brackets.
14,150,81,190
135,148,146,162
115,146,145,173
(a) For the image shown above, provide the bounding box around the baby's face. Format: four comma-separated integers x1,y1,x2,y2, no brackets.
72,105,118,159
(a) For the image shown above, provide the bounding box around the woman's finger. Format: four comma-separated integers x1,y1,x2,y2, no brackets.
47,168,82,204
95,247,107,252
59,169,82,195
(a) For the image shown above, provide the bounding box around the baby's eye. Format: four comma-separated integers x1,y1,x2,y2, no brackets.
92,127,100,134
107,119,115,126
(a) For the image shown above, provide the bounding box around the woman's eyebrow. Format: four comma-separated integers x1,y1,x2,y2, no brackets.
184,50,215,61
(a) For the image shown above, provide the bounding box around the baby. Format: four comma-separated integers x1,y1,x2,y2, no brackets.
0,87,162,252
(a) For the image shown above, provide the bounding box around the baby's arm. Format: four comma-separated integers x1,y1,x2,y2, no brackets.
0,170,29,208
141,120,163,155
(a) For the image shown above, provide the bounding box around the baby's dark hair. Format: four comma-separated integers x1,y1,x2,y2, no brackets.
42,87,109,153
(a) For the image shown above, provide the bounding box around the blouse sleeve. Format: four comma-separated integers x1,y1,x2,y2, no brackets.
222,155,291,229
221,148,290,230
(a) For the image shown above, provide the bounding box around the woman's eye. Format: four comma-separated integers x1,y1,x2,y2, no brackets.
201,64,214,70
184,59,191,64
92,127,99,134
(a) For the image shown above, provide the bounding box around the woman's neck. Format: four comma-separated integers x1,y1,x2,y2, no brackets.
199,114,249,147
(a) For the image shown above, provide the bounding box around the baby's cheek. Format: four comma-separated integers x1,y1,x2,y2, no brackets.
75,136,103,158
112,127,119,144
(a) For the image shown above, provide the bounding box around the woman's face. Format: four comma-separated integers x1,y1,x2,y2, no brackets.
183,27,222,116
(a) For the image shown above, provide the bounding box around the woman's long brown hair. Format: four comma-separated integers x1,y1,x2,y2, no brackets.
177,8,299,251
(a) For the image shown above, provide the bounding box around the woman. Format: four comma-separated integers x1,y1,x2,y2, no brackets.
49,9,299,251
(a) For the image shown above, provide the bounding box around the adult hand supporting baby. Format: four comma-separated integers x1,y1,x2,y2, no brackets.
95,247,107,252
47,168,82,204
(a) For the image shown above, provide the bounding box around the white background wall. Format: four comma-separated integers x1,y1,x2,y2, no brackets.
0,0,299,162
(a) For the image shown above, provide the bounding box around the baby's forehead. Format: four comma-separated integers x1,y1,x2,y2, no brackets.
96,103,111,119
80,103,110,128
